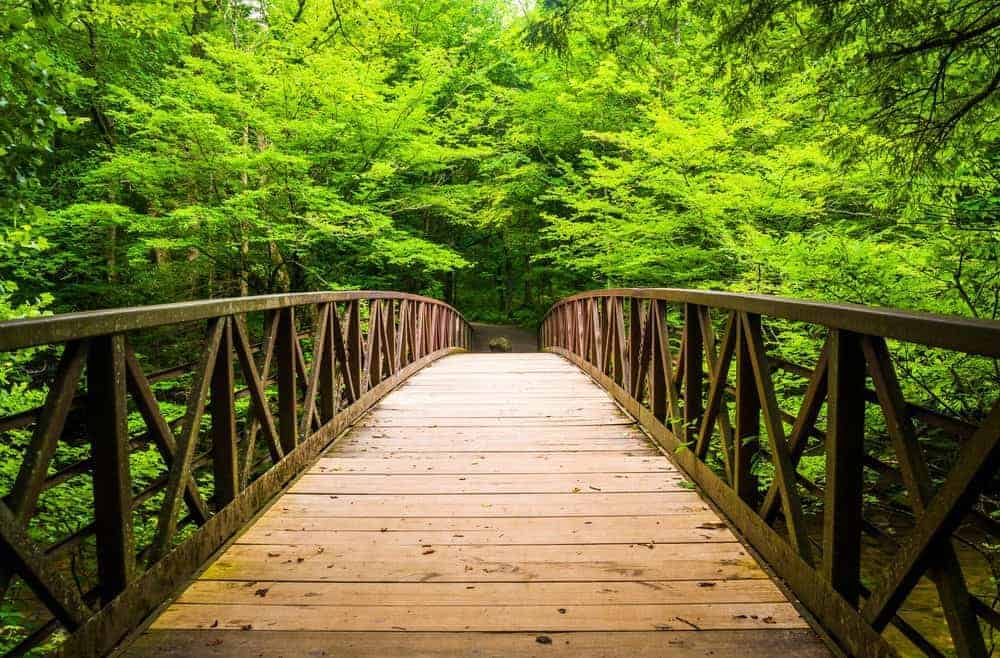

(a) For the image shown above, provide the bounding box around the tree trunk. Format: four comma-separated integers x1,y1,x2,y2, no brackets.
107,225,118,283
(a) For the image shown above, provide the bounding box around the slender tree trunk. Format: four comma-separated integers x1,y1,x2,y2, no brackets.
107,225,118,283
239,124,251,296
522,254,532,309
269,242,291,292
502,245,513,318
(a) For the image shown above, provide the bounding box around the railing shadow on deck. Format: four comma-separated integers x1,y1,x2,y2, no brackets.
0,292,470,657
540,289,1000,658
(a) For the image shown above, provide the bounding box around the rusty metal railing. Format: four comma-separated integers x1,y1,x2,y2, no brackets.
540,289,1000,658
0,292,470,656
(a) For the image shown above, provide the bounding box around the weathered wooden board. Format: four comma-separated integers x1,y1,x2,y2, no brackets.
242,513,734,544
313,454,672,473
127,629,832,658
289,472,684,494
152,601,808,631
346,426,646,439
175,580,786,606
267,492,710,517
125,353,828,657
361,416,634,426
333,439,659,453
201,542,760,582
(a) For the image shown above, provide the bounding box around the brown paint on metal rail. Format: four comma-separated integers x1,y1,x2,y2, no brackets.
540,290,1000,658
0,292,470,657
542,288,1000,358
0,291,469,352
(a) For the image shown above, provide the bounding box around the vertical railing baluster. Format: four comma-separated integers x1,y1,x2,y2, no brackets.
683,304,704,446
615,297,626,386
426,305,435,353
275,307,298,453
411,302,421,359
318,304,338,423
824,329,866,604
347,300,362,398
551,305,566,349
395,301,407,370
628,298,641,396
87,334,135,603
414,303,424,359
385,300,397,376
435,305,443,351
734,315,760,505
366,300,382,388
557,305,563,349
428,303,435,354
210,318,238,506
649,300,667,423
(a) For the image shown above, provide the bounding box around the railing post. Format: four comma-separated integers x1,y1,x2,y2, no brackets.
552,306,560,349
576,300,585,356
210,318,238,506
86,334,135,603
611,297,626,386
347,300,362,398
649,300,667,423
590,297,607,366
415,303,423,356
823,329,866,604
434,305,443,350
413,302,424,358
734,314,760,505
559,305,566,349
275,307,298,453
628,298,642,396
366,300,383,388
683,304,704,445
395,300,408,370
318,304,338,423
386,300,398,375
425,304,434,353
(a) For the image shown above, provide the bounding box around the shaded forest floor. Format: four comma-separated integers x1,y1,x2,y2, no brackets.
469,323,537,352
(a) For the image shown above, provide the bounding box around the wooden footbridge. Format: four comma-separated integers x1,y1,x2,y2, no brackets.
0,290,997,657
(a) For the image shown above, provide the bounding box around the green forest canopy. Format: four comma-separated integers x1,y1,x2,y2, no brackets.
1,0,998,327
1,2,999,653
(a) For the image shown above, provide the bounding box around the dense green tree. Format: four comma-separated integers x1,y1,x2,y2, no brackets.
1,0,998,652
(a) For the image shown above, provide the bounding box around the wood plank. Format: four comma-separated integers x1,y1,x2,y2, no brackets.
398,385,602,391
386,391,614,398
236,518,735,546
269,492,709,517
313,454,672,474
345,426,646,440
333,438,657,453
398,380,600,386
245,514,732,542
361,416,633,426
152,602,807,632
201,542,761,582
175,580,784,606
126,629,833,658
289,473,684,494
374,403,624,414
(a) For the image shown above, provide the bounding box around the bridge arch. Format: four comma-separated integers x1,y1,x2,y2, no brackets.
0,289,997,656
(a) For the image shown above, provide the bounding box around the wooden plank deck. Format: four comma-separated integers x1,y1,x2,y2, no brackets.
124,353,830,657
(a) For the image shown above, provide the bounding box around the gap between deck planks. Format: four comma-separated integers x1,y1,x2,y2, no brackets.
124,352,830,657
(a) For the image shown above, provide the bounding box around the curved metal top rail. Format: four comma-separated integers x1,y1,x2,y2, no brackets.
543,288,1000,358
0,291,470,352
